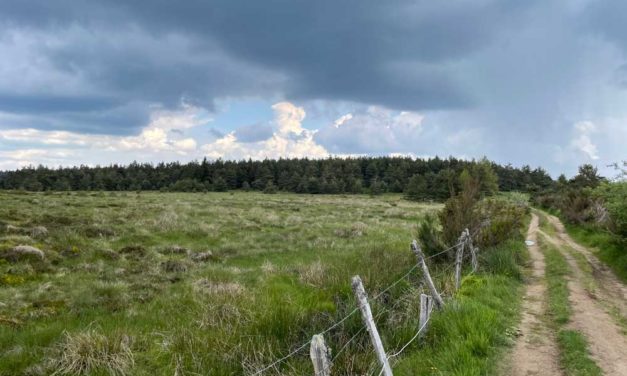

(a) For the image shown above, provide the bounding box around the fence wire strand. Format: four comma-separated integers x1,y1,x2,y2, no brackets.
251,225,485,375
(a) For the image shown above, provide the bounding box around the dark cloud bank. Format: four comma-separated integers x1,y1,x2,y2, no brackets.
0,0,626,175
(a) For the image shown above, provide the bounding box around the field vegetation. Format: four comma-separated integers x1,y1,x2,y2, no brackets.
1,162,529,375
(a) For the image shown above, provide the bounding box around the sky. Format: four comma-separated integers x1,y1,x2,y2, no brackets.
0,0,626,177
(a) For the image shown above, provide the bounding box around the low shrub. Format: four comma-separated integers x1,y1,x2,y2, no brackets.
415,213,447,258
475,197,528,248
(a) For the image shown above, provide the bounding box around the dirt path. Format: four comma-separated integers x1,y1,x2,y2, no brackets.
544,213,627,318
540,213,627,376
510,213,562,376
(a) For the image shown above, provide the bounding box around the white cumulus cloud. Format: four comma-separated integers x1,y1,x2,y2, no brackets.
201,102,329,160
0,105,208,168
571,121,599,160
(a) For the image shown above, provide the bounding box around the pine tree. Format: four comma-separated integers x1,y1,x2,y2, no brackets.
404,174,428,201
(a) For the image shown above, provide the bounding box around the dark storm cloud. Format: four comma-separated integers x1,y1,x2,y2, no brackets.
0,0,542,135
584,0,627,52
2,0,627,178
0,94,118,114
233,123,274,143
0,101,152,135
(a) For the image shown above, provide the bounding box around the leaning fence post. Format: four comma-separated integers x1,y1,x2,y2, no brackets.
351,275,393,376
310,334,331,376
411,240,444,309
419,294,433,336
454,231,466,291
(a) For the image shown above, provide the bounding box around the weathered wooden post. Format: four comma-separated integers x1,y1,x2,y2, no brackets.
411,240,444,309
463,228,479,273
419,294,433,336
454,231,466,290
351,275,393,376
310,334,331,376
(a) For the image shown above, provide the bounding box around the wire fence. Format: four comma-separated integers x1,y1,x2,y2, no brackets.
251,226,483,376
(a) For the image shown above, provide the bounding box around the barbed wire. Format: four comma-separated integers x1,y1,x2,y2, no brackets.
374,313,433,376
250,226,484,375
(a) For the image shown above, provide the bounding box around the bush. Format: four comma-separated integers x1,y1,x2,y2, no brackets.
474,197,528,248
263,180,277,194
594,181,627,238
169,179,205,192
416,213,447,258
439,175,480,245
559,188,597,224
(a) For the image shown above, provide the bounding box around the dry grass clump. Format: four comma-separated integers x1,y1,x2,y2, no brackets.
351,221,368,235
198,302,251,329
385,287,423,326
4,224,22,234
82,225,115,238
190,251,214,262
2,245,45,262
158,245,190,255
160,259,189,273
96,248,120,260
333,222,368,238
298,260,326,287
50,330,134,376
383,207,407,218
152,209,180,231
284,215,303,226
30,226,49,239
240,340,290,376
192,278,245,296
261,260,276,274
118,245,146,257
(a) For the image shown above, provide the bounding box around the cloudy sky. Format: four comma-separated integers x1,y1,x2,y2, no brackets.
1,0,626,177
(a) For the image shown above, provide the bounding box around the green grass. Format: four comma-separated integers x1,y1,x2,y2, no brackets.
393,240,527,375
0,191,526,375
543,242,572,325
565,224,627,283
556,330,602,376
536,211,557,237
541,238,601,375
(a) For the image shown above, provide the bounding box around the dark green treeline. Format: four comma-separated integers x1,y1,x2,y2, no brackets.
0,156,553,198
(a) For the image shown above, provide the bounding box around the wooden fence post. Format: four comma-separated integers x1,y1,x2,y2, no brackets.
419,294,433,336
411,240,444,309
465,229,478,273
454,231,466,291
310,334,331,376
351,276,393,376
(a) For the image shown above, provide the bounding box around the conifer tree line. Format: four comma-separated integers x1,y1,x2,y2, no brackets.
0,156,554,198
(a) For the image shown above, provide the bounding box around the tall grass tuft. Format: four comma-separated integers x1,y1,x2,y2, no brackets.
50,330,134,376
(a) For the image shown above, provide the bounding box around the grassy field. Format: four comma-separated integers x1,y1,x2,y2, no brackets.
0,191,525,375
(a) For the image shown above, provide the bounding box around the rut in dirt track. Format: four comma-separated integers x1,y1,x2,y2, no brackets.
540,213,627,376
510,213,561,376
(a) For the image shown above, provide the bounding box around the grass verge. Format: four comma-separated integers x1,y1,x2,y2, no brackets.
565,224,627,283
393,240,527,375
